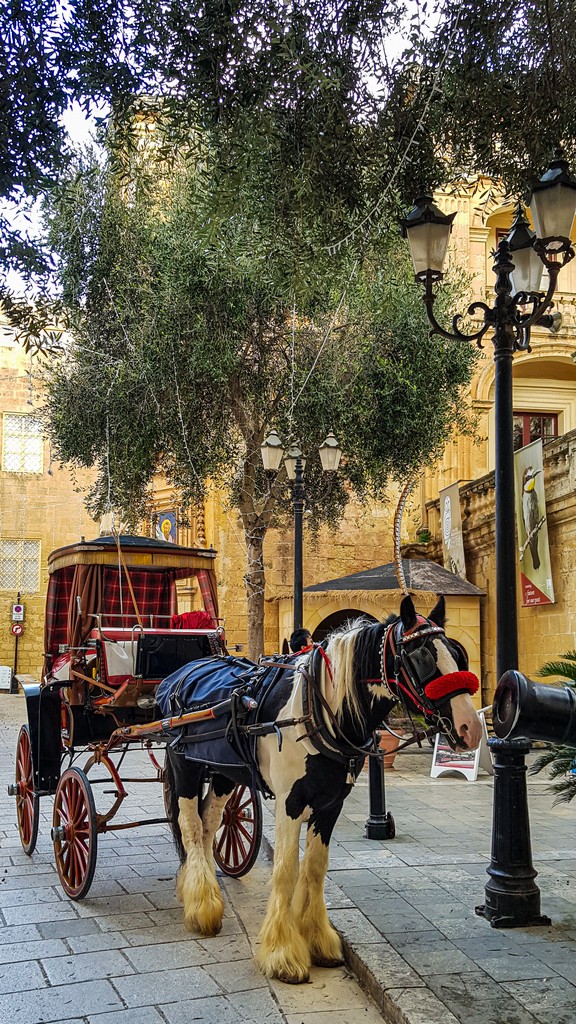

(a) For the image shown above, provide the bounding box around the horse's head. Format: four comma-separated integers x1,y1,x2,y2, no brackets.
385,594,482,750
334,596,481,751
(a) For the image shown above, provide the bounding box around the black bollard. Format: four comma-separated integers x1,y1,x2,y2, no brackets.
475,737,550,928
365,754,395,840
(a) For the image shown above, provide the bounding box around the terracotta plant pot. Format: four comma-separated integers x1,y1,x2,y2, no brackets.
379,730,404,769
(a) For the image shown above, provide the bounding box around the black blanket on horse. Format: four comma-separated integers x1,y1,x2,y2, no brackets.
156,655,296,779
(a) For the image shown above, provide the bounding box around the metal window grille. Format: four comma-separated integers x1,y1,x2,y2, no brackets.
0,540,41,592
2,414,43,473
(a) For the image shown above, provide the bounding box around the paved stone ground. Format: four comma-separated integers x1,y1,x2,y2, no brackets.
0,695,385,1024
300,748,576,1024
5,690,576,1024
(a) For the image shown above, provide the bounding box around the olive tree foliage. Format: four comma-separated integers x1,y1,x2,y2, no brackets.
5,0,576,332
409,0,576,198
42,144,475,657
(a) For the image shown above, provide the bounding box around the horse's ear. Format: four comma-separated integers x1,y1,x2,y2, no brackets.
400,595,417,630
428,595,446,628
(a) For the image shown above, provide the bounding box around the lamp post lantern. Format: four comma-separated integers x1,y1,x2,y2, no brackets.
260,430,342,633
401,152,576,928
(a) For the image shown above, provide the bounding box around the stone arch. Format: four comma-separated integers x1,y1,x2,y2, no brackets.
312,608,378,644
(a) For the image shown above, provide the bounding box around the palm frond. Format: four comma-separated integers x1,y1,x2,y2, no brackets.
538,658,576,682
547,776,576,805
530,744,576,803
530,745,576,775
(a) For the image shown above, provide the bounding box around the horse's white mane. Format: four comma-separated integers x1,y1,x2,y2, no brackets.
324,617,373,722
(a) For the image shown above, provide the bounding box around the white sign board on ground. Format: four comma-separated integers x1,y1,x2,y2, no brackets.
0,666,12,691
430,708,493,783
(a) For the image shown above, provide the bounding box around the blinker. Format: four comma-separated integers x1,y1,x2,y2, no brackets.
401,646,437,686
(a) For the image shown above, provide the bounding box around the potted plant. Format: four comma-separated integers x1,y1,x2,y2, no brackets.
379,713,408,769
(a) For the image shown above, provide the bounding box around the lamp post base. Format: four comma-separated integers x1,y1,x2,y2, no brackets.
365,756,396,840
476,737,550,929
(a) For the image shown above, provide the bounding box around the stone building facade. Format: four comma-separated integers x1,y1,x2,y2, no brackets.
0,330,97,681
427,428,576,704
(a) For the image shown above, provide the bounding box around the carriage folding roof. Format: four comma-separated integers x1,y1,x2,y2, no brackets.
48,534,217,579
44,536,220,658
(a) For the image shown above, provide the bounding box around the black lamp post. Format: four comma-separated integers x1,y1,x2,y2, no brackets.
260,430,342,632
401,152,576,928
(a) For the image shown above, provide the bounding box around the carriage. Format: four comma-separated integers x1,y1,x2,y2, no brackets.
9,534,263,899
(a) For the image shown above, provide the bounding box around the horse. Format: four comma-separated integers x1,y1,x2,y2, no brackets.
161,594,482,984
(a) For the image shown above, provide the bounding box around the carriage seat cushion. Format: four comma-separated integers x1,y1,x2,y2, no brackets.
171,610,215,629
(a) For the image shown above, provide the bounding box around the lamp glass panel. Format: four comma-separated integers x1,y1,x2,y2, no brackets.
260,435,284,471
510,246,544,294
284,453,305,480
318,435,342,472
530,186,576,242
406,221,451,276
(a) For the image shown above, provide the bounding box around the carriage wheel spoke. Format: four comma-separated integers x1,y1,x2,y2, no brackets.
234,820,253,845
14,727,39,856
53,768,97,899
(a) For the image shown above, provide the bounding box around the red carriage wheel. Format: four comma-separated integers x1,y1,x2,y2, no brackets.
12,725,39,855
52,767,98,899
213,785,262,878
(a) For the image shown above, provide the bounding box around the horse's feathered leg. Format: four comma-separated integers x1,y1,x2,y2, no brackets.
292,810,345,967
177,794,225,935
200,773,235,863
166,749,225,936
256,804,310,984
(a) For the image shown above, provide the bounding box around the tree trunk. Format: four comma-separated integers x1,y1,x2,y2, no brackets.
245,530,265,662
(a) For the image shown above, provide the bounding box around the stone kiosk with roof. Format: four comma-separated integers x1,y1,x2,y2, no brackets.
275,558,485,707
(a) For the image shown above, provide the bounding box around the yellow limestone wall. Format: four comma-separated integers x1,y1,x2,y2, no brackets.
204,489,410,654
427,428,576,703
0,334,98,679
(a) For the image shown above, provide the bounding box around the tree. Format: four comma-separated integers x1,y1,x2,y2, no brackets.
41,141,476,658
7,0,576,304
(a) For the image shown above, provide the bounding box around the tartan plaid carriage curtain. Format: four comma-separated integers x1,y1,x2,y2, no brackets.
44,563,219,662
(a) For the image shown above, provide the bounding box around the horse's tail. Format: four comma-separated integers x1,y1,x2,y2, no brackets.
164,750,186,864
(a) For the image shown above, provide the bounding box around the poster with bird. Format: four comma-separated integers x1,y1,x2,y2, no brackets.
514,440,554,606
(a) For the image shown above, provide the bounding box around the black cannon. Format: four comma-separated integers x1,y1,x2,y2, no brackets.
493,670,576,745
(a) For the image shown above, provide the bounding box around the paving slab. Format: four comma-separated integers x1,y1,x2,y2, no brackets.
0,696,386,1024
5,686,576,1024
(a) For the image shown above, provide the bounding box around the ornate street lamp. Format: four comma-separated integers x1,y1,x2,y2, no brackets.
401,152,576,929
260,431,342,631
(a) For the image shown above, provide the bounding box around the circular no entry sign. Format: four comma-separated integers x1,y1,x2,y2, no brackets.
11,622,24,637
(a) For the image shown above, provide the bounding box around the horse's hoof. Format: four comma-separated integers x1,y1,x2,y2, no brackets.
276,971,310,985
312,955,345,968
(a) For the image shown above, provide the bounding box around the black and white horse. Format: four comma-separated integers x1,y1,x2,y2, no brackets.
163,595,481,984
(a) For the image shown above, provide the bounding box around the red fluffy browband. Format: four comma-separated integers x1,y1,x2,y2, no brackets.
425,671,479,701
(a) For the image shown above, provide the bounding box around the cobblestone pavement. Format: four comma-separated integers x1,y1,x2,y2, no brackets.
0,695,386,1024
6,688,576,1024
303,746,576,1024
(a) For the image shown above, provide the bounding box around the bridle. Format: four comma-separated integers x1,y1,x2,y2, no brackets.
374,615,479,747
